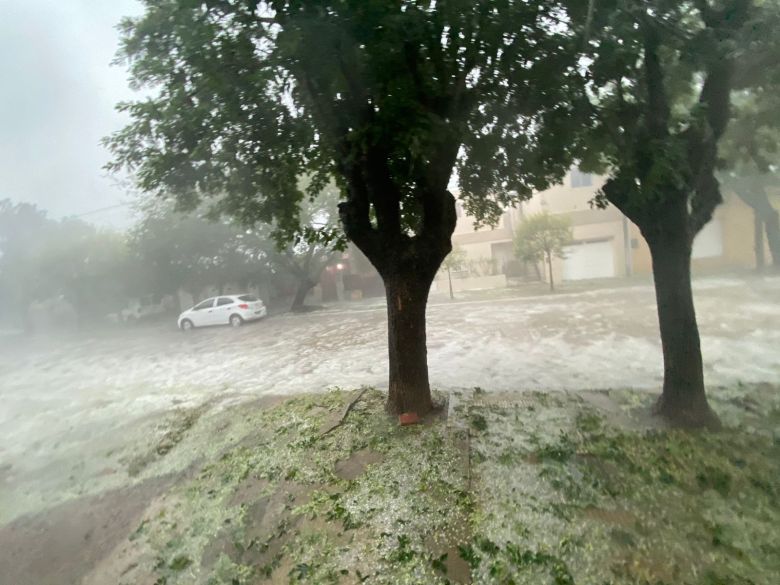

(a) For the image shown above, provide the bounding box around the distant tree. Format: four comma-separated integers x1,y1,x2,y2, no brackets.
440,245,467,300
0,200,132,327
267,185,342,312
0,200,50,327
107,1,592,415
513,213,572,292
582,0,778,427
33,221,131,321
719,90,780,271
129,204,271,302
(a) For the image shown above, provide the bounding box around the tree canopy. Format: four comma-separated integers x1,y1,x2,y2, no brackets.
107,0,599,415
106,0,594,250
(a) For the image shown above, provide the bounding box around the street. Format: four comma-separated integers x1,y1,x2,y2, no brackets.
1,276,779,524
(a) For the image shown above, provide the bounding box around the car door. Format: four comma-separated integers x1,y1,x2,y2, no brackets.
190,297,216,326
214,297,236,325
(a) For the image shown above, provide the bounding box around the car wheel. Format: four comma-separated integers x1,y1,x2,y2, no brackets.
229,314,243,328
180,319,194,331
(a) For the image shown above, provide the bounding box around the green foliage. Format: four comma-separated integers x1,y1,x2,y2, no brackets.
440,245,467,273
107,0,593,253
128,202,271,298
471,413,489,432
581,0,779,234
513,213,572,265
0,199,135,325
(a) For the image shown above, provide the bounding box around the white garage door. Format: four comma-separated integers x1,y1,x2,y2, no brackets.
563,240,615,281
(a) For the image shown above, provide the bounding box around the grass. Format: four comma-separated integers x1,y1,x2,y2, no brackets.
111,384,780,585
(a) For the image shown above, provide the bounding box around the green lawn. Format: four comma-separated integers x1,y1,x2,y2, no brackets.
107,384,780,585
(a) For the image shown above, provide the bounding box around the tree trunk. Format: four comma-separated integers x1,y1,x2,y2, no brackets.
765,207,780,269
736,187,780,270
291,278,315,312
338,182,456,419
547,252,554,292
647,232,720,429
447,267,454,300
384,270,435,417
754,210,765,272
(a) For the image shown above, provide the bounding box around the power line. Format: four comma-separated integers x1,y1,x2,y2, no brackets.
71,203,130,218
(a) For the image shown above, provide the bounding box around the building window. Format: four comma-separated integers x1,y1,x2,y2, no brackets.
570,168,593,188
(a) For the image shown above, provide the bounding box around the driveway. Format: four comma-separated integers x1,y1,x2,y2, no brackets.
1,275,779,523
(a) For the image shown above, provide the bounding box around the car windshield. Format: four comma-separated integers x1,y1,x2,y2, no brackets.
237,295,258,302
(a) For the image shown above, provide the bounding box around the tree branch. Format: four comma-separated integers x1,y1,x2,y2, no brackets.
642,22,670,140
319,387,370,437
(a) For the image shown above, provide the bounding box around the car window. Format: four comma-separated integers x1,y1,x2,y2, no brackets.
238,295,258,302
192,298,214,311
216,297,234,306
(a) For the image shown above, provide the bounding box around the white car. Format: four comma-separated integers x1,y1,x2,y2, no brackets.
178,294,267,330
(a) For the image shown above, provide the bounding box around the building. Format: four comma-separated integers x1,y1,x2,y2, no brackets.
449,167,767,289
337,167,771,297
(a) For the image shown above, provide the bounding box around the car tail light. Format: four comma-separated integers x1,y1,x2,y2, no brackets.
238,303,249,309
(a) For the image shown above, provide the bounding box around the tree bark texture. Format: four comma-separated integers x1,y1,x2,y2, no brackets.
646,226,719,429
384,270,435,416
339,185,456,417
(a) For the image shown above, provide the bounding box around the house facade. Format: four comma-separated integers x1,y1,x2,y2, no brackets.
449,168,764,288
336,168,767,298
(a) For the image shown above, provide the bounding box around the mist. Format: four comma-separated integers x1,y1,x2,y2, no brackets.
0,0,142,226
1,2,779,584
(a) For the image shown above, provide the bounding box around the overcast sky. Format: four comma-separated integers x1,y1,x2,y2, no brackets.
0,0,143,227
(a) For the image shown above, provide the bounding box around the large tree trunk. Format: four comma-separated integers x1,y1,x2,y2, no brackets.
384,269,435,416
338,172,457,418
291,278,315,312
647,230,720,429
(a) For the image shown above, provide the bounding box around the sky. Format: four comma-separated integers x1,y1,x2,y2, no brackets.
0,0,143,227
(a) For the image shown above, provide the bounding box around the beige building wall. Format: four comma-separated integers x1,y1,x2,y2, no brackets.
629,192,766,276
451,169,634,285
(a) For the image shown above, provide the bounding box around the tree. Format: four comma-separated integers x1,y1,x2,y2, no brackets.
719,90,780,270
0,200,50,327
107,1,592,415
129,203,272,302
0,200,133,327
513,213,572,292
440,245,467,300
268,185,342,312
582,0,776,427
